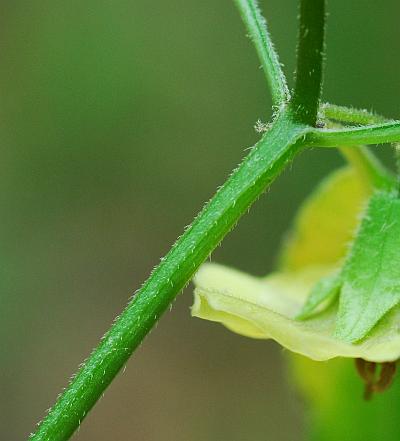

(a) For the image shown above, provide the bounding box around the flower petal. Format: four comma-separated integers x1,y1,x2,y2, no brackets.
192,263,400,362
278,166,372,271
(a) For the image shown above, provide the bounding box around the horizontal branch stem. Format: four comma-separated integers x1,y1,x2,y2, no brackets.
29,111,309,441
321,103,389,125
320,104,396,188
308,121,400,147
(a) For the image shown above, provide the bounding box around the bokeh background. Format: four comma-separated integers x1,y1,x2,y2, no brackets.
1,0,399,439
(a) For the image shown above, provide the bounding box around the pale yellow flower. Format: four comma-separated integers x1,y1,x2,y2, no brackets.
192,166,400,362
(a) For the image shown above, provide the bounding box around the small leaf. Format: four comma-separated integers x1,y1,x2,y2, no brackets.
335,191,400,343
296,272,342,320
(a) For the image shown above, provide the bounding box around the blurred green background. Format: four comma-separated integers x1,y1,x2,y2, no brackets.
1,0,399,439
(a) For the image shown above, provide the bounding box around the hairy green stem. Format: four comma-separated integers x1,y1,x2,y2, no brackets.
29,0,400,437
29,111,309,441
28,2,314,439
321,103,389,125
321,103,400,185
308,121,400,147
234,0,290,105
321,108,395,189
291,0,326,125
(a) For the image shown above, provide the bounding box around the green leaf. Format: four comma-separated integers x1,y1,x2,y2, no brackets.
335,191,400,343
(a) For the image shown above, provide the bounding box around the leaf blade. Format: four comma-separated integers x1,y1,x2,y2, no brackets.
335,191,400,342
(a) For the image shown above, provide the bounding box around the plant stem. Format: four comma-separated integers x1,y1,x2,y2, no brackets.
320,107,396,189
308,121,400,147
339,146,395,190
291,0,326,126
321,103,389,125
321,103,400,187
234,0,290,106
29,111,309,441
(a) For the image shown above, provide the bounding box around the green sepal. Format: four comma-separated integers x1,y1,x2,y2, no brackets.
296,272,342,320
334,190,400,343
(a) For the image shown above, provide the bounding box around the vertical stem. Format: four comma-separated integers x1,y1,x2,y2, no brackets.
291,0,326,126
